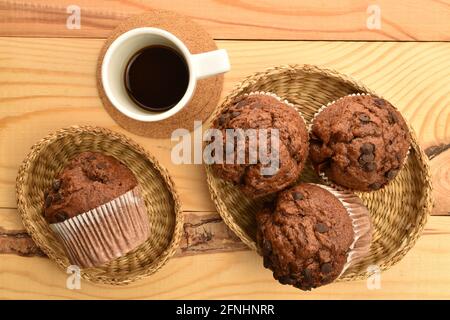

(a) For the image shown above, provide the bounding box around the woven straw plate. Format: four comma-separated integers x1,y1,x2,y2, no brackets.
16,126,183,285
206,64,433,281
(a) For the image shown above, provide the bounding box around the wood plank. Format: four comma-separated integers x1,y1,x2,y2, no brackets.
0,209,247,258
427,148,450,215
0,215,449,299
0,208,23,232
0,0,449,40
0,38,448,213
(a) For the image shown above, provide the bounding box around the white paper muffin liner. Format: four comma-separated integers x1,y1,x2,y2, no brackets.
310,93,411,192
50,186,150,268
313,183,372,277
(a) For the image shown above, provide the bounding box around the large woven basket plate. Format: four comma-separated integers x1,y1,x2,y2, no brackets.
16,126,183,285
206,64,433,281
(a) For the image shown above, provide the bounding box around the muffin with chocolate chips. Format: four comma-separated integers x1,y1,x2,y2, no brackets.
44,152,138,223
208,93,309,198
256,183,371,291
43,151,149,268
310,94,410,191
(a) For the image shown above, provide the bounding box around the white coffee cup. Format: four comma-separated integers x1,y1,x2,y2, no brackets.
101,27,230,122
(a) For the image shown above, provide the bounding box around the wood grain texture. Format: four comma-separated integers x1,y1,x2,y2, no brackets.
0,229,44,257
0,37,449,299
0,38,448,213
0,209,43,257
428,149,450,215
0,209,247,257
179,212,248,256
0,215,449,299
0,0,450,40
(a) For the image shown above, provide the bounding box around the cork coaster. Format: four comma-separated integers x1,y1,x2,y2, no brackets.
96,10,224,138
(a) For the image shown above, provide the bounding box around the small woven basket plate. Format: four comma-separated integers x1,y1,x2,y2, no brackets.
206,64,433,281
16,126,183,285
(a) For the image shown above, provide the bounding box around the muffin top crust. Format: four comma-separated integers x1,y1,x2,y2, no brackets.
43,151,137,223
256,183,354,290
310,95,410,191
210,93,309,198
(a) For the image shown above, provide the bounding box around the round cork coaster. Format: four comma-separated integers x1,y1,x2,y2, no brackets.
96,10,224,138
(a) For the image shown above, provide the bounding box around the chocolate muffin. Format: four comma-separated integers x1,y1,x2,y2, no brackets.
310,94,410,191
44,151,137,223
44,151,149,268
256,183,359,291
209,93,309,198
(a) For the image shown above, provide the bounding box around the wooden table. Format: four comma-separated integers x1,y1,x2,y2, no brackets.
0,0,449,299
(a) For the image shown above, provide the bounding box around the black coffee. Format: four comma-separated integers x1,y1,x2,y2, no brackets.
124,45,189,112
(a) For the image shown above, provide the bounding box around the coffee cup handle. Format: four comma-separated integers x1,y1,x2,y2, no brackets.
191,49,230,80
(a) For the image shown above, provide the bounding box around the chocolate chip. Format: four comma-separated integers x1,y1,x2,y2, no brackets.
360,143,375,154
293,192,304,201
363,161,376,172
385,169,399,180
297,284,313,291
302,268,313,282
231,111,241,118
262,240,272,255
263,256,272,269
315,223,329,233
52,193,62,202
374,98,386,106
277,276,288,284
218,115,226,125
278,276,296,285
358,153,375,164
52,179,61,192
45,195,53,208
55,212,68,223
369,182,382,190
359,113,371,123
96,162,106,169
321,263,332,274
388,111,397,124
